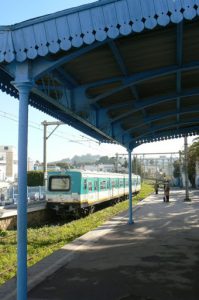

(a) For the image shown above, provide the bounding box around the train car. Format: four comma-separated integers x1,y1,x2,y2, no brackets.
46,170,141,217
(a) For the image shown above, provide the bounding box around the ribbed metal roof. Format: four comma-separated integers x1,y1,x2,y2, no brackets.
0,0,199,149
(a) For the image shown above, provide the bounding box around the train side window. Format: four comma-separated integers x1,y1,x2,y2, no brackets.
100,180,106,190
49,176,70,191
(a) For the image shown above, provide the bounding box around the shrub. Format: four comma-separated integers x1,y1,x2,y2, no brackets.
27,171,44,186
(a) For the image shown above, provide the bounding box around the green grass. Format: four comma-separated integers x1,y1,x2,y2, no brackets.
0,182,153,285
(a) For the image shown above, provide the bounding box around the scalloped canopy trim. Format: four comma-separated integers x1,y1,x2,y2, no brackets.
0,0,199,63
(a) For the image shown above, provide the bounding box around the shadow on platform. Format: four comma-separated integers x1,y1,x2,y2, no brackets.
1,189,199,300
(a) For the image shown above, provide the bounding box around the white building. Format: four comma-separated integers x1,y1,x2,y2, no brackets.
27,158,34,171
33,163,61,172
0,146,18,182
83,164,115,172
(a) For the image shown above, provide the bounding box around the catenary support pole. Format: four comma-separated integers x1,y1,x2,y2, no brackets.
13,81,32,300
41,121,64,189
184,136,191,201
42,121,48,188
128,149,134,224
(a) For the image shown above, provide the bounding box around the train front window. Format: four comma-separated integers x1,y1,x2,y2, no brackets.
49,176,70,191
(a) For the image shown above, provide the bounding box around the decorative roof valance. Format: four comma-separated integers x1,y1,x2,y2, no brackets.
0,0,199,63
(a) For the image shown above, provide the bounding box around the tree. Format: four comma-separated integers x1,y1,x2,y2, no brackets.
97,156,115,164
97,156,110,164
173,160,181,178
132,157,142,176
149,159,154,165
27,171,44,186
56,162,70,169
187,140,199,187
122,158,128,168
173,159,181,186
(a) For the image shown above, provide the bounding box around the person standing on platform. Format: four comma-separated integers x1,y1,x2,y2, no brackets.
154,181,159,194
164,181,170,202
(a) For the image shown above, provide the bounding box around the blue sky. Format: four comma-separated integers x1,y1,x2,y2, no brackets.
0,1,95,25
0,0,196,162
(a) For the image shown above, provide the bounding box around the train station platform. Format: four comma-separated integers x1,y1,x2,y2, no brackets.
0,201,48,231
1,188,199,300
0,201,46,219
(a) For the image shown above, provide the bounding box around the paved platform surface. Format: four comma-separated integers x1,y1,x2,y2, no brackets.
1,189,199,300
0,201,46,218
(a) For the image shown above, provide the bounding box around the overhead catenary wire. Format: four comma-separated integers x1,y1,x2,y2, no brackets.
0,110,100,150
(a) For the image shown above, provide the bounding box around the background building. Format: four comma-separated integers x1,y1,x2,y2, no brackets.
0,145,18,182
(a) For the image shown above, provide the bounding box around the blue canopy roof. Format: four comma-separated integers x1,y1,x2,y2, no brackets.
0,0,198,63
0,0,199,149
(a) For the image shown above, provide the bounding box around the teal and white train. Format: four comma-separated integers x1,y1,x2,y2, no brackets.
46,170,141,216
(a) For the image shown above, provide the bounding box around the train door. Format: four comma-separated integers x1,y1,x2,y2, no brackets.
132,176,136,193
126,177,129,196
131,176,135,193
81,177,88,203
122,177,125,197
111,179,116,199
93,177,99,203
107,178,111,199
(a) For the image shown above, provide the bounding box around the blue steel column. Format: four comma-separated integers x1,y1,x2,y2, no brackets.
128,149,134,224
13,82,32,300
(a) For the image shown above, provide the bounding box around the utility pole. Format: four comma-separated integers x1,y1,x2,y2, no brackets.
135,155,137,175
179,151,182,187
155,159,158,181
43,122,47,187
184,136,191,201
143,154,145,180
42,120,64,188
170,154,173,180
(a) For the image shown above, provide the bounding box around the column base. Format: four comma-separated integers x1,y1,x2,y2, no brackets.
128,220,135,225
184,197,191,202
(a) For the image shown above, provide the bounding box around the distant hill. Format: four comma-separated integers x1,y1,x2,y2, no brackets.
71,154,100,164
50,154,100,165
